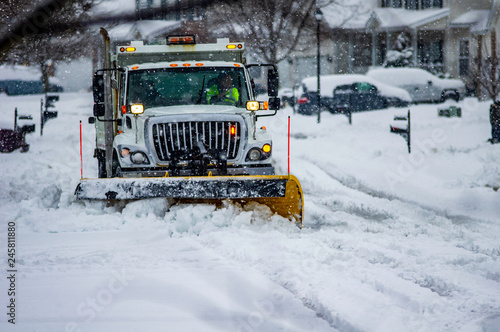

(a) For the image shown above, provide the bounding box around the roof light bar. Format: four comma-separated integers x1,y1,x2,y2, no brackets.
167,35,196,45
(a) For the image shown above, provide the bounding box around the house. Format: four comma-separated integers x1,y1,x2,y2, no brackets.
107,20,181,45
92,0,205,71
287,0,500,95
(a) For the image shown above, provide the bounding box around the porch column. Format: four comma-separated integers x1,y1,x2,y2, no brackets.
412,29,418,67
477,35,483,100
348,32,354,73
372,32,377,67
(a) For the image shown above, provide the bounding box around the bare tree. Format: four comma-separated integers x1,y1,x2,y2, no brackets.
476,31,499,101
207,0,363,65
0,0,99,92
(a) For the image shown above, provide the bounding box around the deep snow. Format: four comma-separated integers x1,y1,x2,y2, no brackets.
0,91,499,332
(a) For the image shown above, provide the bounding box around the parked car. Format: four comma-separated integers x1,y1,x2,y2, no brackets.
366,67,466,103
0,80,63,95
0,65,64,95
297,74,411,115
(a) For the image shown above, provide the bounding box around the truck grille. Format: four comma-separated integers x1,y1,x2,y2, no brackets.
152,121,241,161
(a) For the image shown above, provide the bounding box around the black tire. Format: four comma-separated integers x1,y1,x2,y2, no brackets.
111,153,121,178
441,90,459,102
96,150,107,178
97,156,107,178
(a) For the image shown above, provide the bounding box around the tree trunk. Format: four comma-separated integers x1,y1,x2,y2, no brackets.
40,62,50,95
491,30,498,101
477,35,483,100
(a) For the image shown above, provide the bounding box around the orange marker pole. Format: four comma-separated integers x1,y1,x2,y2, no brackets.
79,120,83,179
288,116,290,177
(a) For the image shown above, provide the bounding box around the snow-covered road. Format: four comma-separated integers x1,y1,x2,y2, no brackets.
1,92,499,331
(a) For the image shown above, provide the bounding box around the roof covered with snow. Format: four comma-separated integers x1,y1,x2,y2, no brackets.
0,65,42,81
108,20,181,42
371,8,449,29
451,9,491,33
92,0,181,42
91,0,136,16
322,3,497,34
323,5,449,31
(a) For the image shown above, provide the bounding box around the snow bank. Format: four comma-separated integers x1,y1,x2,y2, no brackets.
1,91,499,332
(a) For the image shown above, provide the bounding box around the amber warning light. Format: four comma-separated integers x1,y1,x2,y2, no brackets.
226,44,243,49
120,47,136,52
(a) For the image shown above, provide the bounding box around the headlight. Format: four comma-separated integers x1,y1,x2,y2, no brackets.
247,148,262,161
131,104,144,114
131,151,149,164
246,144,272,162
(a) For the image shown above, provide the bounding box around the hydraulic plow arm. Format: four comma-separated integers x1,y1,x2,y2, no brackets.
75,175,304,227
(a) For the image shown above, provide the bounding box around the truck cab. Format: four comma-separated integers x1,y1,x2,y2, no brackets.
92,36,280,179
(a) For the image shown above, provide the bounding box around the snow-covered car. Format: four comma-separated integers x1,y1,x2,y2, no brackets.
297,74,411,115
366,67,466,103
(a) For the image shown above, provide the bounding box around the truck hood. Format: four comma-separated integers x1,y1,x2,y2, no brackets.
144,105,249,117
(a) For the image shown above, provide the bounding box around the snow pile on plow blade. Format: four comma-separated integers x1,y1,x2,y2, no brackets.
75,175,303,226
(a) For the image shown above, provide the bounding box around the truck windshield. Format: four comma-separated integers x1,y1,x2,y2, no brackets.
127,67,249,109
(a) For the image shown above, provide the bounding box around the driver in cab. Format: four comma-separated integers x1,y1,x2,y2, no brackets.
206,73,239,105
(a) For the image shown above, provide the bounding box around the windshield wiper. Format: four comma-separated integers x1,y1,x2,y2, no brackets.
196,75,206,104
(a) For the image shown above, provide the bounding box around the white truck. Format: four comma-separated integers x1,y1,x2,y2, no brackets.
76,31,303,225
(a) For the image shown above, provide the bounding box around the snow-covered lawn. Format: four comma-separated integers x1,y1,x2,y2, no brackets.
1,92,499,331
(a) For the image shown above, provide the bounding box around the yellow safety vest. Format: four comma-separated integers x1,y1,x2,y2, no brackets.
206,86,239,105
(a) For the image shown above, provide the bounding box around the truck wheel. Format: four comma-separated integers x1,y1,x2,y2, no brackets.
111,154,122,178
441,90,458,102
97,157,107,178
96,150,107,178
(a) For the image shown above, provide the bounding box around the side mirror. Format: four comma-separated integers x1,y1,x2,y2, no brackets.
268,68,279,97
93,103,105,117
93,74,105,104
268,97,281,110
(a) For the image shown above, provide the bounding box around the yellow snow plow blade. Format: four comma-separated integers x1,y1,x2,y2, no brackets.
75,175,304,227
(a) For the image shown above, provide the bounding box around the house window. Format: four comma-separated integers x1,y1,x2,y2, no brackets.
418,40,444,73
432,0,443,7
459,39,469,76
383,0,442,9
421,0,443,8
137,0,205,21
422,0,432,8
405,0,418,10
382,0,402,8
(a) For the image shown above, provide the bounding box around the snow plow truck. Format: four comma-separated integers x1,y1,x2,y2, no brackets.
75,30,304,226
